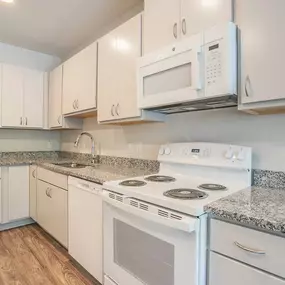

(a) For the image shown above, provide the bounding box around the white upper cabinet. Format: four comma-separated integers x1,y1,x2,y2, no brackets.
181,0,233,38
49,65,63,128
1,63,44,129
62,42,97,115
144,0,233,54
23,68,44,128
98,14,142,122
1,64,24,128
144,0,181,54
98,14,163,124
49,65,83,130
237,0,285,111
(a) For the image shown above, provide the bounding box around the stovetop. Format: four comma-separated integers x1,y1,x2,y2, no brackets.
103,142,252,216
103,173,248,216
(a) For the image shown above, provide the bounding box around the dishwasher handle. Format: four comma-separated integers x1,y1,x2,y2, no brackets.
69,182,102,195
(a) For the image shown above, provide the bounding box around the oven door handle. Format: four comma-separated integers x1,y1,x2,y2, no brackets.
103,195,197,233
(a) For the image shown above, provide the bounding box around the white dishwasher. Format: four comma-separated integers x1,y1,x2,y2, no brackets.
68,176,103,283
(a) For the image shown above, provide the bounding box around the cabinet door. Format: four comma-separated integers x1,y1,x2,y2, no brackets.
37,180,68,247
62,56,78,114
144,0,181,54
116,14,142,119
29,166,37,221
209,252,285,285
23,68,44,128
98,31,119,122
180,0,233,39
49,65,63,128
8,166,29,221
1,64,23,127
98,15,142,122
75,42,97,112
237,0,285,104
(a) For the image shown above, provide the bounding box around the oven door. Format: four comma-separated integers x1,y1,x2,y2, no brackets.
103,193,203,285
137,34,203,110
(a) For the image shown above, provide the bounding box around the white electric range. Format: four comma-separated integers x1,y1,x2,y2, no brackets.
102,143,252,285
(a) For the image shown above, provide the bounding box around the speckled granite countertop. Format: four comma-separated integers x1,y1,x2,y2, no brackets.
0,151,159,184
206,186,285,234
37,161,156,185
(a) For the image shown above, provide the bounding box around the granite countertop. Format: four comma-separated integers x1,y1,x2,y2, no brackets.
0,152,159,185
206,186,285,235
37,160,156,184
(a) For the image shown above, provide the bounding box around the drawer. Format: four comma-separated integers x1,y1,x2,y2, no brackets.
37,180,68,247
210,219,285,278
37,167,67,190
209,252,285,285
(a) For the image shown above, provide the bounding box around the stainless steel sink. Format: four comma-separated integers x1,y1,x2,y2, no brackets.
53,162,87,169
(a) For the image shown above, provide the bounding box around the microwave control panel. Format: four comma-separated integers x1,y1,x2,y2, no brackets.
206,42,222,87
204,22,237,98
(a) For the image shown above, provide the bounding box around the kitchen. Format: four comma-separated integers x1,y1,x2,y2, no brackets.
0,0,284,285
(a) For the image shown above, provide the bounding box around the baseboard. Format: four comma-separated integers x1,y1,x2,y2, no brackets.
0,218,35,231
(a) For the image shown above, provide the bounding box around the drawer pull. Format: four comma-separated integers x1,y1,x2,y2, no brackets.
234,241,266,255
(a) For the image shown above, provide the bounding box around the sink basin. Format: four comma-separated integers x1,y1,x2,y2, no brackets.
53,162,87,169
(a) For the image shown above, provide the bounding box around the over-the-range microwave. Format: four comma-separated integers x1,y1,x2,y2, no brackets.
137,22,237,114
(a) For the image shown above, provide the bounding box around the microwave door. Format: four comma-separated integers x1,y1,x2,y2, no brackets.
138,47,203,109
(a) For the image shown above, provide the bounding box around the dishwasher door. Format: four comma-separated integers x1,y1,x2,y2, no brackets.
68,177,103,283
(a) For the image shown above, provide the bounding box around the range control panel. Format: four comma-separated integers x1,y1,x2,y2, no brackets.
158,143,252,170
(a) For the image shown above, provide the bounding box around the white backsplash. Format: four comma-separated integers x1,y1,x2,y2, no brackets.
60,108,285,172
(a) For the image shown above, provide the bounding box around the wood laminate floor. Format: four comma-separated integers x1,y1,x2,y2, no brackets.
0,224,101,285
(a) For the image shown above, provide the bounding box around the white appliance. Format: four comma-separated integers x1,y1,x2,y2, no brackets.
68,177,103,284
137,22,237,114
102,143,252,285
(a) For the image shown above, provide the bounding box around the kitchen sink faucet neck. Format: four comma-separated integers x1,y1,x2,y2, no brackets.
74,132,97,163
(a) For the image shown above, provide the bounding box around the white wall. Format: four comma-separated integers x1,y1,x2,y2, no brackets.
61,108,285,172
0,42,61,152
0,42,61,71
0,130,60,152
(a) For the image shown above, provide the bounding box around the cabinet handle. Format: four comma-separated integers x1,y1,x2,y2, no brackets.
234,241,266,255
115,103,120,116
20,117,22,125
25,117,28,126
46,188,50,197
245,75,251,97
182,19,187,35
111,105,115,116
32,170,36,178
57,116,61,125
73,100,76,109
173,23,178,39
48,189,52,198
76,100,79,109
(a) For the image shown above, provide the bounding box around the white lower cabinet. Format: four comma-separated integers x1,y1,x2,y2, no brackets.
104,276,117,285
209,219,285,285
29,165,37,221
209,252,285,285
37,179,68,247
8,166,30,221
0,166,30,225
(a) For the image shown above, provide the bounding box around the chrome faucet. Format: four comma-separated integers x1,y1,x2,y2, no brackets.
74,132,97,164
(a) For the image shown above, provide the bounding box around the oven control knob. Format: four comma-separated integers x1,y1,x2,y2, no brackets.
164,147,171,155
237,148,245,161
225,147,234,159
159,147,165,155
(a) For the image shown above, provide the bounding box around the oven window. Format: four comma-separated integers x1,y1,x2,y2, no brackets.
143,63,191,96
114,219,174,285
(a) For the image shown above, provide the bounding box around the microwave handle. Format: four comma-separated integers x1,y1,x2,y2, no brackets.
192,50,202,91
103,193,197,233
